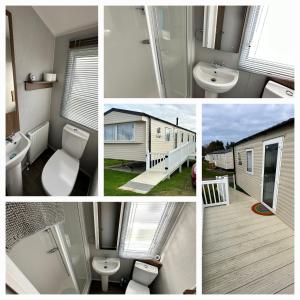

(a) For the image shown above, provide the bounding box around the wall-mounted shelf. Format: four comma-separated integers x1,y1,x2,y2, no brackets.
24,81,57,91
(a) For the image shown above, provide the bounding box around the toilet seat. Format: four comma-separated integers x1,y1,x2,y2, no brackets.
125,280,150,294
42,149,79,196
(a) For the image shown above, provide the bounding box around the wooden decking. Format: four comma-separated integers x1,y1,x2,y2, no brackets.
203,188,294,294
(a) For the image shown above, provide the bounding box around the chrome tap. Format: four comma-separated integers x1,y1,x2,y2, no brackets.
6,133,15,143
211,60,225,68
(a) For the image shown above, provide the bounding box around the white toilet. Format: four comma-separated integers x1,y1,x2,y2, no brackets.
262,80,294,98
125,261,158,294
42,124,89,196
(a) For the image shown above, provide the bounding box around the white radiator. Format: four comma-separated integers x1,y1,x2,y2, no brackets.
27,121,49,164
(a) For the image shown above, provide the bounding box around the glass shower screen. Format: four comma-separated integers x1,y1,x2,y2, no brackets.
151,6,190,98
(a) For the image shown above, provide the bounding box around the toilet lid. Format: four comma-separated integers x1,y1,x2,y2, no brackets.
126,280,150,294
42,149,79,196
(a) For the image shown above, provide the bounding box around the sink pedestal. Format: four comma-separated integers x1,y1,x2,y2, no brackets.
205,91,218,98
101,275,109,292
6,163,23,196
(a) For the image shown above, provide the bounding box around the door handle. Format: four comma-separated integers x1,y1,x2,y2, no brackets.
47,247,59,254
141,39,150,45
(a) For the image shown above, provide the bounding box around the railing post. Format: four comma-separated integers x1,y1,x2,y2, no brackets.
146,151,150,170
224,175,230,205
233,174,236,190
165,154,170,179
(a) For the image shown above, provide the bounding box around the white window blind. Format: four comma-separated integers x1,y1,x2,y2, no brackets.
104,124,115,140
104,123,134,141
61,46,98,130
118,203,183,259
239,6,294,80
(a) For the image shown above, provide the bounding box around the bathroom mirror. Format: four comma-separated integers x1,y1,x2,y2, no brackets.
93,203,122,250
194,6,248,53
6,10,20,137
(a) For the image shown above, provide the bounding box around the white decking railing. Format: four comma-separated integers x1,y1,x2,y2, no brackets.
202,176,229,207
146,141,196,175
146,152,167,171
166,141,196,175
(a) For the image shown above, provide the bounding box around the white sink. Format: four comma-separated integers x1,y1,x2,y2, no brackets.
6,132,31,196
92,257,120,292
193,61,239,98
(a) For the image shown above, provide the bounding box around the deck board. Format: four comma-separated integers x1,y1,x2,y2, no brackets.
203,188,294,294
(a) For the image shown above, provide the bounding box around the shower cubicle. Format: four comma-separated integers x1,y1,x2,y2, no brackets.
104,6,194,98
6,203,91,294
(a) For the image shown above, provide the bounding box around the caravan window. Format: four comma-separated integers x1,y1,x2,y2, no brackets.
104,122,134,141
61,46,98,130
181,132,184,143
238,152,242,165
104,124,115,140
117,123,134,141
246,149,254,174
118,203,183,259
165,127,172,141
239,6,294,80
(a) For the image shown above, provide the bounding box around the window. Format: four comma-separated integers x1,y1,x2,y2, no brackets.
104,123,134,141
118,203,183,259
61,45,98,130
246,149,253,174
104,124,115,141
181,132,184,143
188,134,190,142
239,6,294,80
117,123,134,141
238,152,242,165
165,127,171,141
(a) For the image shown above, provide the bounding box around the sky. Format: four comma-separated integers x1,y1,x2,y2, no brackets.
104,104,196,131
202,104,294,145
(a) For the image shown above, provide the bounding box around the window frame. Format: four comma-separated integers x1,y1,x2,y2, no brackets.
238,152,242,165
246,148,254,175
239,6,294,80
104,122,135,142
61,46,98,131
117,202,184,260
165,127,172,142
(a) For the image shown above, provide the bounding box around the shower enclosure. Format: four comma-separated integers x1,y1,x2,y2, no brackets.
7,203,91,294
104,6,194,98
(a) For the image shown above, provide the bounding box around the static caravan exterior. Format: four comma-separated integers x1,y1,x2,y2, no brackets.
104,108,196,162
233,118,294,228
205,149,234,170
204,154,213,162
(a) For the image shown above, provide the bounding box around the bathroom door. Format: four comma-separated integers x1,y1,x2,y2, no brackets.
104,6,159,97
261,137,283,212
150,6,191,98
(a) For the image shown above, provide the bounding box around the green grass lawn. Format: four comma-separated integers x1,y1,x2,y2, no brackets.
104,161,196,196
104,169,140,196
202,160,234,179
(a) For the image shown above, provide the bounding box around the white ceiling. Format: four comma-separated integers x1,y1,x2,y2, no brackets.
33,6,98,36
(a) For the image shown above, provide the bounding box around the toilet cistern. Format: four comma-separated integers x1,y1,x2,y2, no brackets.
193,61,239,98
92,257,120,292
